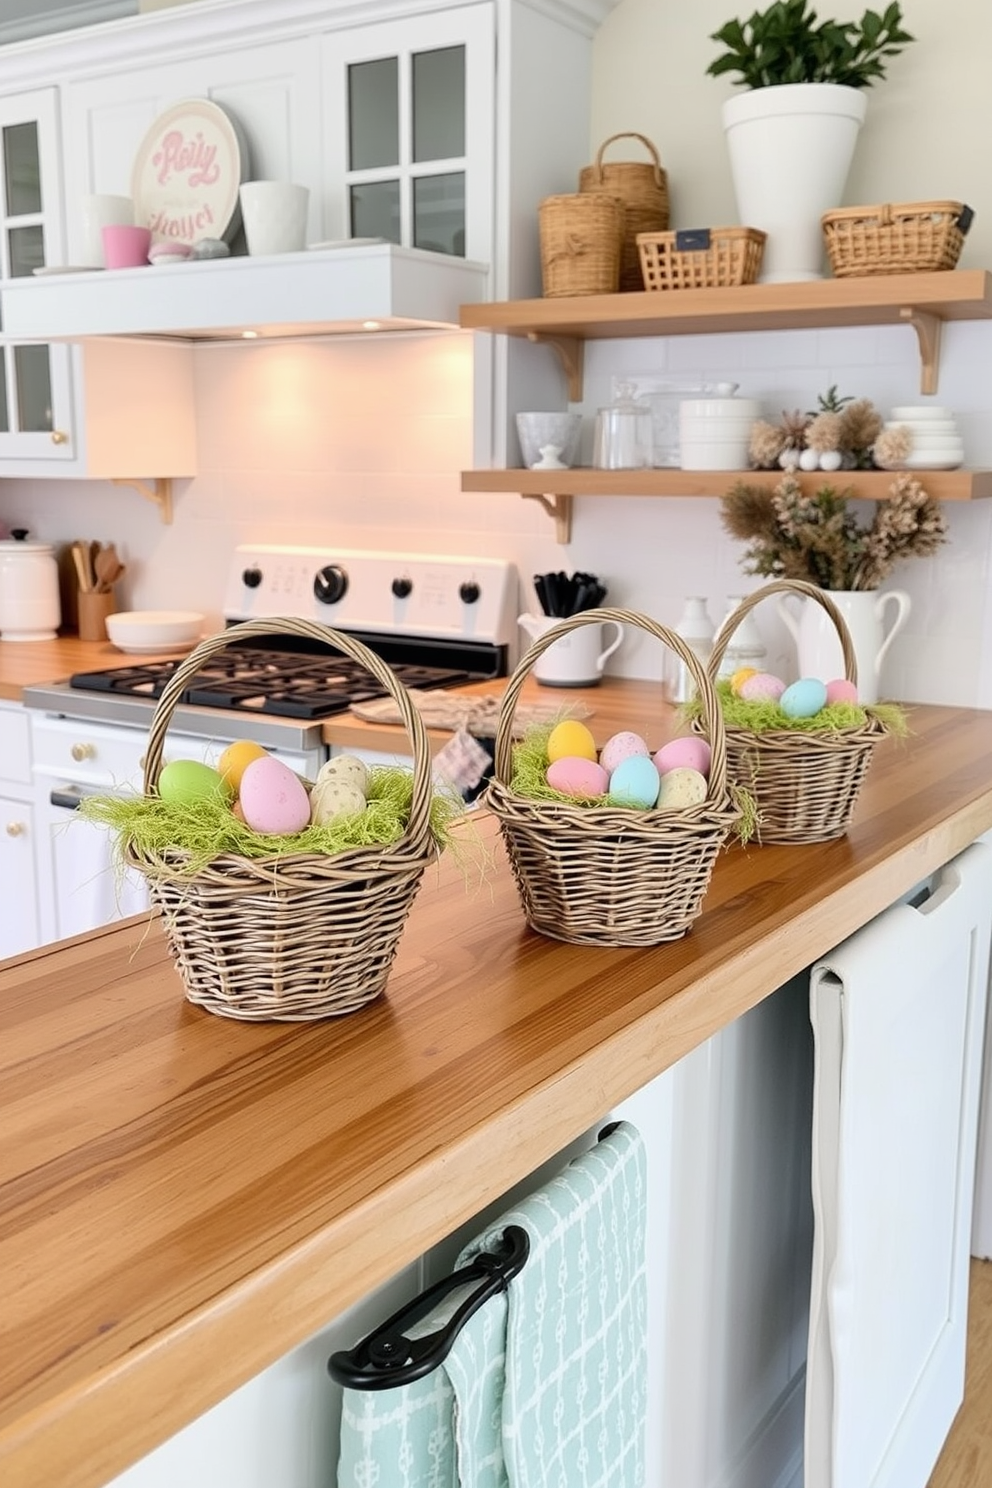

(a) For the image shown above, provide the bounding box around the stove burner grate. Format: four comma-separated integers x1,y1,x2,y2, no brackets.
69,647,475,721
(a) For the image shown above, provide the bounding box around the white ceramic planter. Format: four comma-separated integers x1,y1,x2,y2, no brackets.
722,83,867,283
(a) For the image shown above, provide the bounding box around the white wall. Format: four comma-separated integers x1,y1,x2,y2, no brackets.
2,0,992,708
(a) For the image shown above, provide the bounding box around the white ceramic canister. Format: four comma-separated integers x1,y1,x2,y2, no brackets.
0,530,61,640
678,397,762,469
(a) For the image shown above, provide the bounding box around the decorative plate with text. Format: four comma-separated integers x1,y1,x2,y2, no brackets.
131,98,249,247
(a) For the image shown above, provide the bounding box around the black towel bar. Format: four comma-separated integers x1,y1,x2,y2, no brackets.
327,1224,530,1391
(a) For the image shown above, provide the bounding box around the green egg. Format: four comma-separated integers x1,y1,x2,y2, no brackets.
159,758,233,806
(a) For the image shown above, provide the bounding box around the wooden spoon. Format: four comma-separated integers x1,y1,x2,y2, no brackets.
94,543,123,593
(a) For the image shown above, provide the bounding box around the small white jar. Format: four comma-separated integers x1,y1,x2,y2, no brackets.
0,530,61,641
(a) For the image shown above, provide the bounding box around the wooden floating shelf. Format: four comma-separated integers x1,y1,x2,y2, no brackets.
459,270,992,397
462,467,992,544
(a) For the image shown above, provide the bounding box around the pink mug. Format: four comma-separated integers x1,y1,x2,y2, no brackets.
101,224,151,269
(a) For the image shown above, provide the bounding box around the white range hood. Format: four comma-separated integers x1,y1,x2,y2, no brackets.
0,242,490,343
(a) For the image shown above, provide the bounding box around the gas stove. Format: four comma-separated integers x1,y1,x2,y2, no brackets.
25,547,518,748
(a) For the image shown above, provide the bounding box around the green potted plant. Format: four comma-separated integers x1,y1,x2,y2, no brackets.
707,2,915,283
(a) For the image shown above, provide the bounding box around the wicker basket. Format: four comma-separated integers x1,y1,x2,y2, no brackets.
483,608,739,947
822,201,973,278
707,582,891,845
539,192,624,297
579,132,670,292
125,617,439,1022
637,225,766,291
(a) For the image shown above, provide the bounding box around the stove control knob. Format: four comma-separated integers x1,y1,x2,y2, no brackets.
459,580,481,605
391,576,413,599
242,566,263,589
314,564,349,606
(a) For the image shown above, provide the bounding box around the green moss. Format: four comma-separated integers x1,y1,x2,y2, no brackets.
79,765,460,876
683,679,908,735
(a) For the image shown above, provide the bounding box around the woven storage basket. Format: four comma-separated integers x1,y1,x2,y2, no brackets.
579,132,670,291
822,200,973,277
638,226,766,291
483,608,739,947
707,581,890,845
539,192,624,297
124,617,438,1022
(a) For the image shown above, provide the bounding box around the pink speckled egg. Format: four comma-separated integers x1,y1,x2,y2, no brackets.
653,735,712,779
739,671,787,703
546,755,610,799
599,730,649,775
238,755,312,835
825,677,859,704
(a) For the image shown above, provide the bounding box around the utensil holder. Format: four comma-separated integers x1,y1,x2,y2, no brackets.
77,589,117,642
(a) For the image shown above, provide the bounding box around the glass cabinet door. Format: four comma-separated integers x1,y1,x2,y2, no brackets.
323,7,493,262
0,88,73,461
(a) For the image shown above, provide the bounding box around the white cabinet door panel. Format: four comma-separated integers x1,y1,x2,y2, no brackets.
0,790,40,957
806,842,992,1488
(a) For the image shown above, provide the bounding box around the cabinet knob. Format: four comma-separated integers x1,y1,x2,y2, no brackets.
70,741,96,762
6,820,25,837
50,429,68,445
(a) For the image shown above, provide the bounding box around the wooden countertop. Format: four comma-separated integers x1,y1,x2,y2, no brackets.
4,703,992,1488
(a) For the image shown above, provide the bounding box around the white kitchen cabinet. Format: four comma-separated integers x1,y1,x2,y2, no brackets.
0,700,41,958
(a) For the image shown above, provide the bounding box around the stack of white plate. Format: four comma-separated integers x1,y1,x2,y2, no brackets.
885,405,964,470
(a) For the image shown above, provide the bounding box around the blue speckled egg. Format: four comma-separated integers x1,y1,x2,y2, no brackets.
607,753,660,809
780,677,828,719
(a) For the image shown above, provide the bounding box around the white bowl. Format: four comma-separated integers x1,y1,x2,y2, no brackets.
680,438,751,470
885,419,959,437
901,452,964,470
679,397,762,419
891,405,954,421
106,609,205,653
902,435,965,452
515,411,582,468
680,416,757,437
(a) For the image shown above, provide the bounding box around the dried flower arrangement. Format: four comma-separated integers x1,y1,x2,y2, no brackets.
748,385,888,472
721,471,948,590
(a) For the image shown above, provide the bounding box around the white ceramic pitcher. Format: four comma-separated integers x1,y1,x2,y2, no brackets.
777,588,911,705
518,613,624,687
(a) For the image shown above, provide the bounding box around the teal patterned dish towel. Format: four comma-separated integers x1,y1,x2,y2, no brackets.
337,1120,647,1488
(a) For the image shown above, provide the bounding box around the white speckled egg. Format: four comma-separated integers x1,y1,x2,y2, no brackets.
600,730,649,776
238,755,312,835
315,754,369,796
653,735,711,778
310,779,367,826
656,766,708,810
825,677,859,705
607,753,660,809
780,677,828,719
546,756,610,799
739,671,787,704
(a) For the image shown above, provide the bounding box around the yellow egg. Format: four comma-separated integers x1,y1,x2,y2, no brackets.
218,739,268,793
730,666,758,695
159,758,233,806
546,719,598,763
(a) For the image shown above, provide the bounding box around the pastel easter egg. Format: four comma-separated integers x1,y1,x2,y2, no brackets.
653,735,711,779
218,739,268,793
546,756,610,800
780,677,828,719
238,755,312,835
310,780,368,827
600,730,649,776
656,767,708,810
607,753,660,810
825,677,859,705
730,666,758,695
159,758,233,807
739,671,787,704
315,753,369,797
547,719,597,764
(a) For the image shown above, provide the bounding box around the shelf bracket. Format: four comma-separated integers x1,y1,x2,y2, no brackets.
523,491,573,545
899,307,943,395
526,332,584,402
111,477,173,525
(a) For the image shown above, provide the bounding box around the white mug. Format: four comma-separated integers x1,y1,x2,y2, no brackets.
79,193,134,267
518,613,624,688
239,181,310,255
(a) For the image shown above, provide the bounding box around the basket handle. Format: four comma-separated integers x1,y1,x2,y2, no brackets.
493,606,727,798
709,580,858,686
140,617,435,842
591,132,664,186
